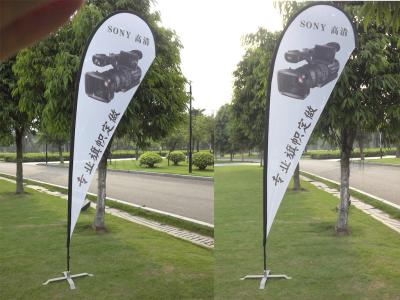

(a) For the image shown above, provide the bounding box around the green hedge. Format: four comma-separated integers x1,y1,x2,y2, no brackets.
0,150,173,162
307,148,396,159
0,149,214,163
1,152,69,163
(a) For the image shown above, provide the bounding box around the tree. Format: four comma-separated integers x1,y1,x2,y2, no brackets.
355,130,372,160
215,104,233,158
379,21,400,158
0,56,30,194
293,163,301,191
191,109,207,152
231,29,280,165
161,121,188,165
10,38,55,193
42,20,82,163
203,114,215,153
312,6,400,234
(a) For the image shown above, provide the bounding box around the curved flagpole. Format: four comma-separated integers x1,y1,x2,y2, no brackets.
43,10,156,290
241,2,356,289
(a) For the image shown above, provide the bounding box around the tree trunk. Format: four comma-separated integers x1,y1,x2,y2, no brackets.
58,143,64,164
196,140,200,152
336,128,356,235
359,136,365,161
93,146,110,231
15,127,24,194
396,145,400,158
135,147,139,161
45,143,48,166
230,152,233,162
260,150,263,167
293,163,300,191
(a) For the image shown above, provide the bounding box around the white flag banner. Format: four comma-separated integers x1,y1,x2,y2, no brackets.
68,12,156,239
265,4,356,237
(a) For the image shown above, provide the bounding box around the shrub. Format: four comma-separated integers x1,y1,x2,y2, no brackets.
139,152,162,168
167,151,186,165
192,152,214,170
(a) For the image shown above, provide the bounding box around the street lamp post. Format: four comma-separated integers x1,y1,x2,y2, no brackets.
188,83,193,174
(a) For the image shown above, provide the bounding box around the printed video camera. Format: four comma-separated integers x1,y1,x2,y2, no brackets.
85,50,142,102
277,42,340,99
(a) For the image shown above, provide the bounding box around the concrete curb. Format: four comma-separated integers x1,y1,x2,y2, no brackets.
36,162,214,182
105,168,214,181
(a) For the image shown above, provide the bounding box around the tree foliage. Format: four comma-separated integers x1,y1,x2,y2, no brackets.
231,29,280,149
162,120,188,152
314,6,400,149
360,1,400,33
214,104,233,155
0,57,22,142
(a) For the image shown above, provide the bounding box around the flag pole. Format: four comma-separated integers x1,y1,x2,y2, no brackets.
241,2,356,289
240,60,291,289
42,54,93,290
42,84,93,289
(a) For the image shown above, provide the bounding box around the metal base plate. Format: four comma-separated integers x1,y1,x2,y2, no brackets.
43,271,93,290
241,270,291,289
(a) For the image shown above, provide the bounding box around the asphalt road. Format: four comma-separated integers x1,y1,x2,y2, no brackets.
300,159,400,206
0,162,213,224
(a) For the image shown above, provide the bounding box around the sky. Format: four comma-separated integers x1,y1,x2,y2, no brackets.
151,0,283,115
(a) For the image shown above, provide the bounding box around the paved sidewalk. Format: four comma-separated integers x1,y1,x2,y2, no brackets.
301,175,400,234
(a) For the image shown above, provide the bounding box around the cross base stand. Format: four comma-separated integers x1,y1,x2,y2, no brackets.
241,269,291,289
43,271,93,290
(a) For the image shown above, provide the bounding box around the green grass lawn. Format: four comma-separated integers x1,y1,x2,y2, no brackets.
0,180,213,299
214,166,400,300
363,157,400,165
0,173,213,237
214,160,259,165
219,153,261,159
108,158,214,177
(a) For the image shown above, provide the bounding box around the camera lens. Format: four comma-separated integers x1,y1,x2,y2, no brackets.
86,50,143,102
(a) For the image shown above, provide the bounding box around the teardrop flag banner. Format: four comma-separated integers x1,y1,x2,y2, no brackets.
242,3,356,289
43,11,156,289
